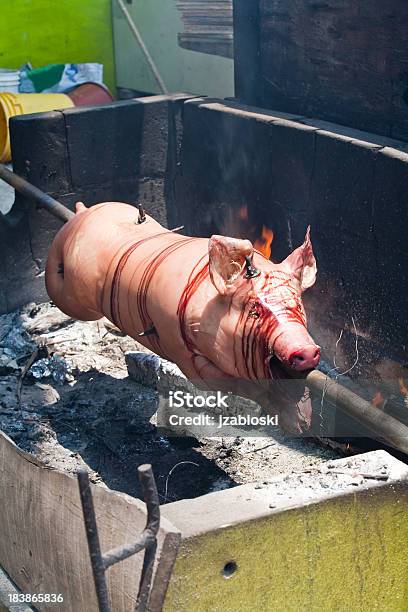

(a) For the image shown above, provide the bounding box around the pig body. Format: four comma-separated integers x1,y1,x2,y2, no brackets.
46,202,320,432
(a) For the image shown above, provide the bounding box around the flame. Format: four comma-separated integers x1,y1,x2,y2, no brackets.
254,226,274,259
371,391,384,409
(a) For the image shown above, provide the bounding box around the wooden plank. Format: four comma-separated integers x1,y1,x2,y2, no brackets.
0,431,179,611
176,0,233,58
256,0,408,141
233,0,261,105
0,567,34,612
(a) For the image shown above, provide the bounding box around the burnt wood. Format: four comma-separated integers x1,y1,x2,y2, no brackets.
234,0,408,141
233,0,261,106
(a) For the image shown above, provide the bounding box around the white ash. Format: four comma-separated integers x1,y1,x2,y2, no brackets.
0,301,344,502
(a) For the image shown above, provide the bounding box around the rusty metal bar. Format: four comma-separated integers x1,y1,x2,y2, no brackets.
77,463,160,612
77,470,111,612
306,369,408,454
0,163,74,223
135,465,161,612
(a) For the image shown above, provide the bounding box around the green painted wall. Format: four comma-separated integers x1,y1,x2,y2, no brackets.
112,0,234,97
0,0,115,91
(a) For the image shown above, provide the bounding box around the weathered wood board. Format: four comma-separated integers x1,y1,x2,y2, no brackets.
0,431,180,611
237,0,408,141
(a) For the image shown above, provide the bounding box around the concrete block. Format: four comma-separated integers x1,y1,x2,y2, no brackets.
10,111,72,195
373,247,408,350
137,178,167,227
310,130,377,235
0,210,43,313
372,147,408,255
306,130,379,341
368,147,408,349
162,449,408,611
64,101,145,190
0,95,196,313
300,118,408,153
179,99,316,261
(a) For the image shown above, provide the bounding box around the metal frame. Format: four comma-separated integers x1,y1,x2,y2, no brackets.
77,464,161,612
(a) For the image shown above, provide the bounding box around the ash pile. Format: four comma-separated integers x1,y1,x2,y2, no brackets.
0,302,339,503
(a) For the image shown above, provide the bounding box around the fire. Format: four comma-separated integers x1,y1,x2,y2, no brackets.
235,208,273,259
371,391,384,409
254,226,274,259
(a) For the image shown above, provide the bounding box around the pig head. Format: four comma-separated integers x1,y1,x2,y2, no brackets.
46,202,320,433
191,230,320,432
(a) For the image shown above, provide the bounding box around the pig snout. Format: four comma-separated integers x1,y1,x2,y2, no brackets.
288,345,321,371
272,332,321,372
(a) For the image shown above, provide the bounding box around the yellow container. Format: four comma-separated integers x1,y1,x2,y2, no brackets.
0,92,75,163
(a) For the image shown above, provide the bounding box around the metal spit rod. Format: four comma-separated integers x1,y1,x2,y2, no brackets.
0,163,74,223
305,369,408,454
77,464,160,612
2,164,408,454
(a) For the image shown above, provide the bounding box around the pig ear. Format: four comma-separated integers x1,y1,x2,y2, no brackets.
75,202,87,214
283,227,317,291
209,235,254,295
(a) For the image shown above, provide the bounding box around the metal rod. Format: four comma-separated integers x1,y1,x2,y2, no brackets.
0,163,74,223
306,369,408,454
101,464,160,570
137,540,157,612
77,470,111,612
78,464,160,612
115,0,168,94
102,532,154,569
135,464,160,612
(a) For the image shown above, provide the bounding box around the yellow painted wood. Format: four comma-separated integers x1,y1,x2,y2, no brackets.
164,486,408,611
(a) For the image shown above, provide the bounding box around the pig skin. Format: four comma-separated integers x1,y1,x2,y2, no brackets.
46,202,320,433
